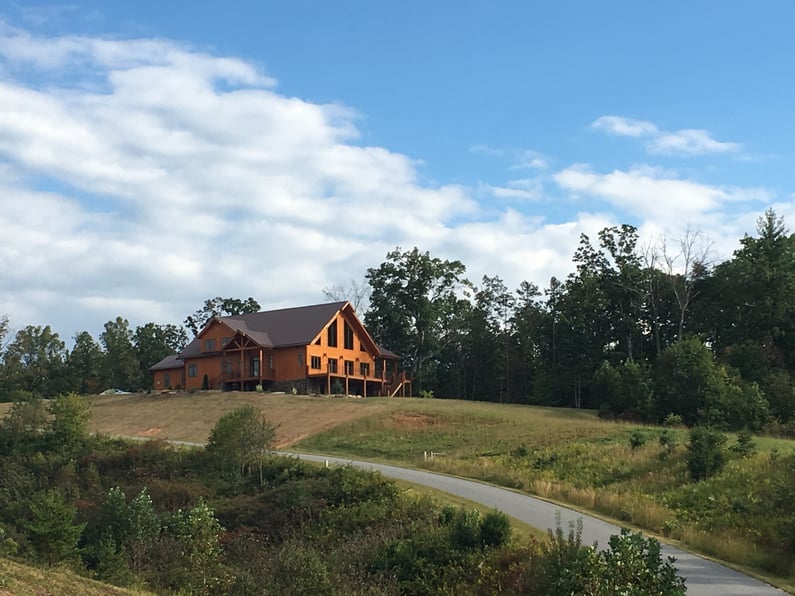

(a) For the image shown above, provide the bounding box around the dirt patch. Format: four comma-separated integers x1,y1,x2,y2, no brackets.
87,391,392,446
390,412,436,429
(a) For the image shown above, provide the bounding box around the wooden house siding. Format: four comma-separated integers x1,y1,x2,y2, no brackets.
150,301,411,396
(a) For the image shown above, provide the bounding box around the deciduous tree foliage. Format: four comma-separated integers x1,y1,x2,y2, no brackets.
205,405,276,481
100,317,138,392
184,296,261,337
365,247,469,392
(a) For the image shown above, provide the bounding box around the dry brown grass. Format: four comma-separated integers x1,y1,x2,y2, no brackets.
85,391,392,447
0,557,149,596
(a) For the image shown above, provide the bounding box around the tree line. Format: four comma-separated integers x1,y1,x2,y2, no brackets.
0,297,261,399
2,208,794,432
361,208,795,431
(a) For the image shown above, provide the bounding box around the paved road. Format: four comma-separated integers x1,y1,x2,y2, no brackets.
290,452,787,596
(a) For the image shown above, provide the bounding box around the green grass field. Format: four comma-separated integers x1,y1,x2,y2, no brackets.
294,397,795,589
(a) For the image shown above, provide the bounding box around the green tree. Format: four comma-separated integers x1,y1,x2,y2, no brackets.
24,490,86,566
0,392,47,454
706,209,795,370
100,317,139,391
184,296,261,337
686,427,728,481
365,247,469,393
161,499,224,593
205,405,276,482
133,322,188,388
653,337,724,425
48,393,91,453
65,331,105,394
3,325,68,397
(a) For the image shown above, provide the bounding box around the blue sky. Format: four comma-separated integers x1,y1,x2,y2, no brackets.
0,1,793,342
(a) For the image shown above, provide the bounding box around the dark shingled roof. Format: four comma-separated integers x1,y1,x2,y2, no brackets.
148,354,183,371
177,302,351,359
222,301,348,347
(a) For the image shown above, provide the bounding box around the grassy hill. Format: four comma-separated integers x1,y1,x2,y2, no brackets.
0,557,149,595
8,390,795,589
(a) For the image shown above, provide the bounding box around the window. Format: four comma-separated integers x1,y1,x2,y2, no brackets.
311,356,321,369
268,355,274,370
344,322,354,350
163,373,171,387
204,338,216,351
298,353,305,367
327,321,338,347
251,359,260,377
222,336,232,347
315,337,321,345
344,360,354,375
188,364,198,378
328,359,338,373
360,362,370,377
222,360,232,374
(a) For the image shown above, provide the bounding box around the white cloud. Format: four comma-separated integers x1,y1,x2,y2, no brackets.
592,115,658,137
649,129,741,155
0,25,489,337
592,114,742,157
480,178,542,200
554,164,767,227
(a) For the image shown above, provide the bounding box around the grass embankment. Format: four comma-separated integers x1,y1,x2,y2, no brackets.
79,391,795,589
294,398,795,589
0,556,149,596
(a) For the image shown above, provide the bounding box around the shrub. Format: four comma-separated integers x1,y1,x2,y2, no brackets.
205,406,276,482
480,510,511,548
730,429,756,458
687,427,727,481
629,431,647,450
600,528,686,595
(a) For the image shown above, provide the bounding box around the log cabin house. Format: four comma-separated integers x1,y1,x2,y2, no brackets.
149,301,411,397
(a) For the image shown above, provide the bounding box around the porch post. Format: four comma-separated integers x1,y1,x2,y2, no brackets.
259,349,263,386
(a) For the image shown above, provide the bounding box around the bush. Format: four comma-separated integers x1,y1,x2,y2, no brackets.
730,429,756,458
205,406,276,482
687,427,727,481
629,431,647,450
600,528,686,595
480,510,511,548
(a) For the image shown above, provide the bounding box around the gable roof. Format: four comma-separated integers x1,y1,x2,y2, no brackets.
178,301,352,357
148,354,183,371
223,301,349,347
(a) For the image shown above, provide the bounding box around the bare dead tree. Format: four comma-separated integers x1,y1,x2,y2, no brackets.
661,228,713,341
322,279,370,314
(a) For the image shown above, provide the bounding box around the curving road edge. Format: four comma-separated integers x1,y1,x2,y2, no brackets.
288,452,787,596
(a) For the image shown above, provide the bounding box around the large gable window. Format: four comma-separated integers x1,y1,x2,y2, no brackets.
344,322,354,350
327,321,338,347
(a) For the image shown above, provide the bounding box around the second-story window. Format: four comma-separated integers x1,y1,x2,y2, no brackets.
204,338,216,351
311,356,321,369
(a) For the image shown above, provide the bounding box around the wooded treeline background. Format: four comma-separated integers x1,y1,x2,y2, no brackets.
2,208,793,431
